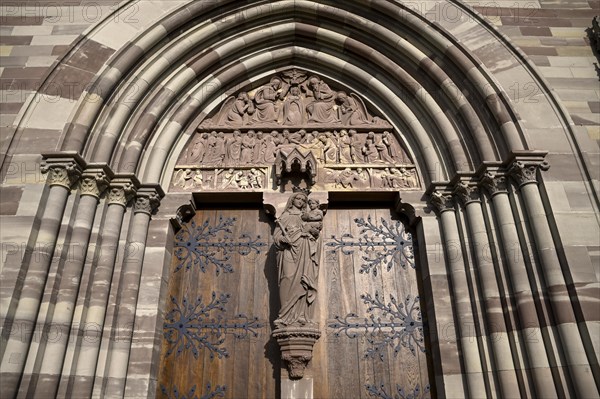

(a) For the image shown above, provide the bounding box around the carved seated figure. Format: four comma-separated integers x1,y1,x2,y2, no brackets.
305,77,338,123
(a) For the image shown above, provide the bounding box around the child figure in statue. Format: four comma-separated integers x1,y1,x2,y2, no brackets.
302,198,323,239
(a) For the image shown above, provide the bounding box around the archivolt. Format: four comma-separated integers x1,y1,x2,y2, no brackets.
49,0,528,188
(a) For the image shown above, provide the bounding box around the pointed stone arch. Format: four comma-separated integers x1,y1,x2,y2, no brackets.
1,1,598,398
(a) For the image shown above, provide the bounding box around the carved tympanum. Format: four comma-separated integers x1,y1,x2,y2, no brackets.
173,69,420,192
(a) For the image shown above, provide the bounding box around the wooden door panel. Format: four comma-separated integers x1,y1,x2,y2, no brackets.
158,206,430,399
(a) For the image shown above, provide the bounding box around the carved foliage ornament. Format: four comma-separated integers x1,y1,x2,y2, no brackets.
508,160,550,188
479,171,508,196
79,171,110,198
134,192,161,215
41,161,82,189
429,191,454,214
107,182,137,206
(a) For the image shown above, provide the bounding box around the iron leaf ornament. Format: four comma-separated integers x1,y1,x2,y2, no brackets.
329,292,425,360
163,292,263,360
326,216,414,275
174,215,267,275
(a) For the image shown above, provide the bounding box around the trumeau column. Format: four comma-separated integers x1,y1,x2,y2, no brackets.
59,177,138,398
0,154,83,399
429,191,487,398
95,186,162,398
509,160,599,398
452,182,521,398
19,166,111,399
479,171,558,398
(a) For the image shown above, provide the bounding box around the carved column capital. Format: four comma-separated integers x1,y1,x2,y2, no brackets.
508,160,550,188
41,160,84,189
79,168,111,199
429,191,454,214
453,182,480,206
107,182,137,207
133,185,164,215
479,171,508,197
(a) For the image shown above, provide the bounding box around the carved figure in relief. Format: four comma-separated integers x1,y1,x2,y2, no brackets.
334,168,356,188
349,129,364,163
339,130,353,163
264,132,278,163
240,131,256,164
174,169,193,188
254,77,285,123
188,135,206,163
221,168,237,189
274,192,321,327
319,134,338,163
374,132,394,163
283,86,304,125
249,168,263,188
192,170,203,188
336,91,371,125
225,92,254,125
237,172,250,189
287,129,304,145
382,131,397,161
215,132,227,165
362,132,380,163
227,130,243,163
305,76,338,123
355,168,370,188
302,199,323,239
254,131,266,163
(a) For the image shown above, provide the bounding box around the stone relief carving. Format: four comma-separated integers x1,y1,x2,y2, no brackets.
200,69,388,128
172,167,267,191
173,69,421,192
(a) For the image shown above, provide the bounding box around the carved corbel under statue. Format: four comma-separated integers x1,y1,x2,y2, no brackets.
267,189,327,379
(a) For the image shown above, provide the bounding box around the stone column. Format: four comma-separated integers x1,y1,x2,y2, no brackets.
453,182,520,398
0,155,83,398
95,187,162,398
58,177,137,398
19,166,110,399
429,191,487,397
479,171,558,398
509,160,599,398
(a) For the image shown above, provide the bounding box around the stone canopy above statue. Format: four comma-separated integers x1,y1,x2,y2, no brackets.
173,69,419,193
199,69,392,129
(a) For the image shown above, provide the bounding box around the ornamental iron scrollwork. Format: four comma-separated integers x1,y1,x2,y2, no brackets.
366,383,430,399
163,292,264,360
160,383,226,399
329,292,425,360
174,215,267,275
326,216,414,275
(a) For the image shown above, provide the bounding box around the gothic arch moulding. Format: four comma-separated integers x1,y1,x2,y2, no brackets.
2,1,598,398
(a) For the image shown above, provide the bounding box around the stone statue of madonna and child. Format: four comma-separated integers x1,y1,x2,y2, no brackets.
273,192,324,329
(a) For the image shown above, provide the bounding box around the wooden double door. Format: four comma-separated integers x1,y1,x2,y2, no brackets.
157,205,431,399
